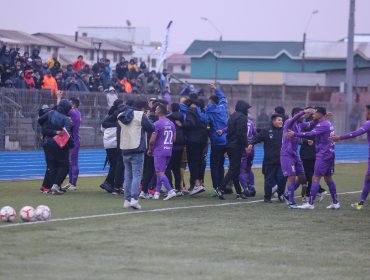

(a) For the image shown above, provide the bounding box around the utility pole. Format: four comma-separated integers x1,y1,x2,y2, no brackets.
301,10,318,72
345,0,355,132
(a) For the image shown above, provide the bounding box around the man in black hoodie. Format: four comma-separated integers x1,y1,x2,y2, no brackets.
249,114,285,202
216,100,251,200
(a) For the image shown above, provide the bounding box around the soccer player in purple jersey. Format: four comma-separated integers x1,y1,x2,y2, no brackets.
287,107,340,210
330,104,370,210
239,118,257,196
148,104,177,201
62,97,81,191
280,107,315,208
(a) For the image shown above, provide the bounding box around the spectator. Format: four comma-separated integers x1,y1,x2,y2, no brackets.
31,48,42,62
64,64,75,79
66,74,80,91
47,52,59,69
33,70,43,89
162,84,172,105
14,71,27,89
120,76,132,93
72,55,87,73
55,71,65,91
50,61,62,77
127,58,138,79
106,86,118,108
136,69,148,94
24,69,36,89
115,57,128,80
42,69,58,93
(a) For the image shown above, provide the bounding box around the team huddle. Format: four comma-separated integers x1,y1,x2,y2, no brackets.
37,85,370,211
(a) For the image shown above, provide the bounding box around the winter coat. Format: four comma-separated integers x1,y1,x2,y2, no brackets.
206,88,228,146
38,100,74,149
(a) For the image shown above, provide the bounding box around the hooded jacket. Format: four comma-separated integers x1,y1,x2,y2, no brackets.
38,100,74,149
184,107,208,144
117,107,154,155
206,88,228,146
167,111,185,149
225,101,250,149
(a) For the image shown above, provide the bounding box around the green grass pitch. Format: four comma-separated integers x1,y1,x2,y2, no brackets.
0,163,370,280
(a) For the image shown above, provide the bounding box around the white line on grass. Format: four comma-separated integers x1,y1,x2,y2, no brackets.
0,190,361,229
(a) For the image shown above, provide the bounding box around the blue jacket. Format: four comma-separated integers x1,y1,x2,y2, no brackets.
38,100,74,149
206,88,228,145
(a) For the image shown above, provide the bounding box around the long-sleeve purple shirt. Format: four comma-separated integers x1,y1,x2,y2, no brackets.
281,111,305,157
340,120,370,160
69,108,81,144
296,119,335,160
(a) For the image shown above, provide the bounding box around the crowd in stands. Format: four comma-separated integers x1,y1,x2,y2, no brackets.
0,43,169,95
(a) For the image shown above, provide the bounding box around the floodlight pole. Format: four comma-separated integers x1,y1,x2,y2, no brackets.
301,10,318,72
345,0,356,132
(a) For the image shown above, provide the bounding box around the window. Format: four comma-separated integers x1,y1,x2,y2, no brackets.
47,47,51,52
181,64,186,72
113,52,117,62
102,51,107,59
82,32,87,37
84,49,88,55
151,58,157,68
90,50,94,61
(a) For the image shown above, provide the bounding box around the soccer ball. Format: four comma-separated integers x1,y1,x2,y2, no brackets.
0,206,16,222
19,206,35,222
35,205,51,221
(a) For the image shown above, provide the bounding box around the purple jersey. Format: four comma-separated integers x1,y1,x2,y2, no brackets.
340,120,370,161
296,119,335,160
281,111,305,157
153,117,176,157
69,108,81,143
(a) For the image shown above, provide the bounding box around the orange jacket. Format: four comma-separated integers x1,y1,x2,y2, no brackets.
120,79,132,93
42,75,58,93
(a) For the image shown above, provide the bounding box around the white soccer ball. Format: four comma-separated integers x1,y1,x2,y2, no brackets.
0,206,16,222
35,205,51,221
19,206,35,222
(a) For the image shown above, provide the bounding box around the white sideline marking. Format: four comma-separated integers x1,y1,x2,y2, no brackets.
0,190,361,229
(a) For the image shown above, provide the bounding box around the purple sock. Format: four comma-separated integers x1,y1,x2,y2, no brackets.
359,177,370,204
309,182,320,205
160,175,173,192
247,170,255,187
326,180,338,204
287,182,295,204
156,176,162,193
239,172,248,192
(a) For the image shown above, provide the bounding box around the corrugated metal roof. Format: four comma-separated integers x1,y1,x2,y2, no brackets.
184,40,302,58
33,33,132,52
0,29,62,47
305,41,370,59
184,40,370,60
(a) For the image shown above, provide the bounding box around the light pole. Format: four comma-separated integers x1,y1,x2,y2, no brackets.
301,10,318,72
345,0,356,132
92,41,102,63
201,17,223,41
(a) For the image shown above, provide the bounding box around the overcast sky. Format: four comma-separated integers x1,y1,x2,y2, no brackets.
1,0,369,53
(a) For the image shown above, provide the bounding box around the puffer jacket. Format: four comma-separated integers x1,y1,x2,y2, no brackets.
38,100,74,149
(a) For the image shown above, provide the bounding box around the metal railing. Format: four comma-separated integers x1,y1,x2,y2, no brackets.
0,84,368,151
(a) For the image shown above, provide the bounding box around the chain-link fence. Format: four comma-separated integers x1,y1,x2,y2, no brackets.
0,84,368,151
